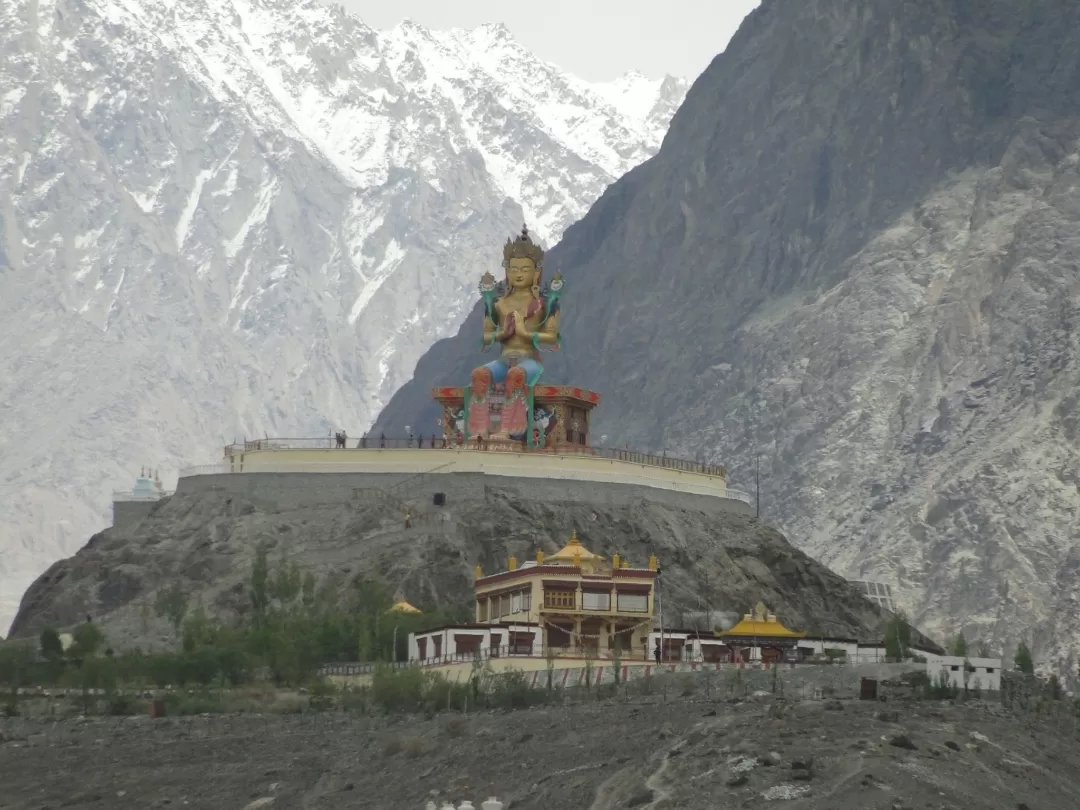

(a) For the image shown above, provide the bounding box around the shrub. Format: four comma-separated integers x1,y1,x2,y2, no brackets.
488,669,540,710
371,665,426,713
595,683,618,701
423,674,469,714
341,687,371,714
404,736,431,758
439,713,468,738
164,692,225,715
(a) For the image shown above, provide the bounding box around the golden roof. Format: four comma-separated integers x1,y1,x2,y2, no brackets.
718,602,804,639
387,599,422,615
547,530,605,564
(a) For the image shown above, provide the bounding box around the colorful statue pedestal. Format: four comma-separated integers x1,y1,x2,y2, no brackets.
433,384,601,449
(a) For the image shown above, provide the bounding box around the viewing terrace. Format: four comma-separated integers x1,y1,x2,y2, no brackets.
177,437,748,503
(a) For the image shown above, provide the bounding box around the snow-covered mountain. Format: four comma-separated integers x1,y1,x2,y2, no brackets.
0,0,688,633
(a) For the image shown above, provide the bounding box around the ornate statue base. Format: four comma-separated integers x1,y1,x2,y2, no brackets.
432,385,601,450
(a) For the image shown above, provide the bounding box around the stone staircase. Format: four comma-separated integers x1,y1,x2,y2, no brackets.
352,462,459,528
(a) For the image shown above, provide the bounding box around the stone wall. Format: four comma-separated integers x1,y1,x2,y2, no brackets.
176,471,754,516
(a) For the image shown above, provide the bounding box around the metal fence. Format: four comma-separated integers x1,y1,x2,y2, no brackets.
221,437,728,479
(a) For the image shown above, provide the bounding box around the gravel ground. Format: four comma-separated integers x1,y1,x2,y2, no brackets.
2,687,1078,810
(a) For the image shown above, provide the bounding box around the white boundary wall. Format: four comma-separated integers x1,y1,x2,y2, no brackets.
182,448,750,503
924,654,1002,691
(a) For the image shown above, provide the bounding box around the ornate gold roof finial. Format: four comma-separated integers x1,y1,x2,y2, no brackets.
536,549,545,564
508,555,518,571
754,601,767,621
612,553,621,570
648,554,658,571
474,564,483,580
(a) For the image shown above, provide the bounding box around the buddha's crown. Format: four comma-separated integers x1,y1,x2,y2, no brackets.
502,224,544,268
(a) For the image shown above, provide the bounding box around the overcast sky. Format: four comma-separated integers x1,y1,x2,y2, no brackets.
338,0,761,81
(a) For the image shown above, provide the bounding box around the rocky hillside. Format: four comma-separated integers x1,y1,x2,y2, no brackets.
9,472,902,649
373,0,1080,672
0,0,687,634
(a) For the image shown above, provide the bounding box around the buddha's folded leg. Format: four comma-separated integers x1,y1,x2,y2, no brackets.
502,364,537,438
468,360,508,437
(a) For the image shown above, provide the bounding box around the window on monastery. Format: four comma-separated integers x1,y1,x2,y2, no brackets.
477,599,488,621
582,591,611,611
544,590,576,609
454,634,482,657
511,591,523,613
617,593,649,612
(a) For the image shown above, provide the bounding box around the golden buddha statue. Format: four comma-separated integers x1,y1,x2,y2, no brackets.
467,225,563,441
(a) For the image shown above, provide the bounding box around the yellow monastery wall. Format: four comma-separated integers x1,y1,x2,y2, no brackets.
225,447,730,499
474,568,656,625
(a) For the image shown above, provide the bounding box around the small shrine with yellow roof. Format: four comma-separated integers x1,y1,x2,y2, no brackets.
715,602,806,663
407,530,659,667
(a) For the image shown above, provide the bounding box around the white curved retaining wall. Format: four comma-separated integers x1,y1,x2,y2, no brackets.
182,448,747,503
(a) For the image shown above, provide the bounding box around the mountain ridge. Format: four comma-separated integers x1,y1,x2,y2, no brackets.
373,0,1080,673
0,0,686,634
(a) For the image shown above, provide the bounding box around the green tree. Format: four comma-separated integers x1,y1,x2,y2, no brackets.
883,612,912,661
40,627,64,660
894,611,912,651
269,554,302,609
155,583,189,636
976,641,991,658
1014,641,1035,675
69,622,105,661
181,605,215,653
39,628,66,683
884,626,903,661
951,632,968,657
250,542,270,621
301,571,317,610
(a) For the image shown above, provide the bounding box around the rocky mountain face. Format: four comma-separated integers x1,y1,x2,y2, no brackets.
0,0,686,634
8,471,901,649
374,0,1080,673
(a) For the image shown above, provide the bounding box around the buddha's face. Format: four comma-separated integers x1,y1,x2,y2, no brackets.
506,257,538,291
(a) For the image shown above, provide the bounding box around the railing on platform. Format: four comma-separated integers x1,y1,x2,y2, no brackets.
221,437,728,478
112,490,174,501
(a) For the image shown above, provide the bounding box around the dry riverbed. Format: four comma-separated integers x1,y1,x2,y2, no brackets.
2,690,1077,809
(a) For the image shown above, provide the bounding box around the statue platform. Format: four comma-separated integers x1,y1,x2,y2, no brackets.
432,384,600,449
200,439,744,503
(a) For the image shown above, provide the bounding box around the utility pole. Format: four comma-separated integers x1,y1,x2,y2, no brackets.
703,567,712,632
750,361,762,520
657,562,664,665
755,449,761,518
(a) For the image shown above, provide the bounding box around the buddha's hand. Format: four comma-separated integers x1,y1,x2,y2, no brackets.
513,311,532,338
